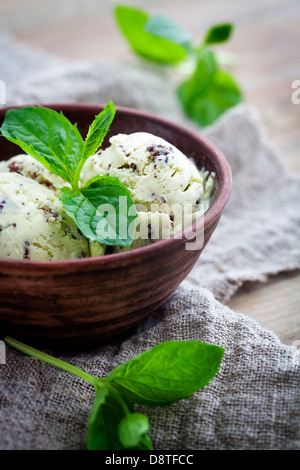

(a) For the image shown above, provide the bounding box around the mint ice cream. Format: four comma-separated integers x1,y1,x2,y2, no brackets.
81,132,215,251
0,172,90,260
0,153,66,195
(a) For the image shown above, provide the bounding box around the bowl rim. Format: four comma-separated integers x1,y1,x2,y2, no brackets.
0,102,232,273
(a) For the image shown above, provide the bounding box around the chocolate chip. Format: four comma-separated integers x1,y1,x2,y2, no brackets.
41,206,59,219
8,162,22,173
42,180,54,188
0,198,7,213
24,240,30,259
105,245,114,255
147,144,172,162
130,163,137,171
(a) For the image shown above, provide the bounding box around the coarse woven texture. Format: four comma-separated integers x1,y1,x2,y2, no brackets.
0,36,299,450
1,288,299,450
187,105,300,301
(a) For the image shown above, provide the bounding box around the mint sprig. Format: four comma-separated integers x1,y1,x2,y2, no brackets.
0,102,137,248
4,336,225,450
114,5,242,126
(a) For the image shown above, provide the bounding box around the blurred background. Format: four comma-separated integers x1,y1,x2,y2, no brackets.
1,0,299,172
0,0,299,344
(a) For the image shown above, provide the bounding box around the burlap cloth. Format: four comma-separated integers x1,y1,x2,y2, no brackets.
0,35,299,450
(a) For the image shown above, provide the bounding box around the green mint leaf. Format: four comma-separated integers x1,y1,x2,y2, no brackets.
118,413,153,449
196,69,242,125
0,106,84,185
177,47,217,108
114,5,187,64
145,15,192,51
81,101,116,168
178,65,242,126
87,385,126,450
177,47,242,126
107,340,225,406
204,23,233,44
60,176,137,246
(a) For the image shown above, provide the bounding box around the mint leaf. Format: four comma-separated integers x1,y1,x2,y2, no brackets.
194,70,242,126
114,5,187,64
118,413,153,449
178,65,242,126
178,47,242,127
0,106,84,185
87,385,126,450
145,15,192,51
80,101,116,174
177,48,217,107
204,23,233,44
60,176,137,247
107,340,225,406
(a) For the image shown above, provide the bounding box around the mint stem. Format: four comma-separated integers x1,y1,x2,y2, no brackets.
4,337,98,388
72,159,85,190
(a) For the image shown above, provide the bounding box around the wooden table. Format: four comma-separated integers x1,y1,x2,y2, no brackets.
1,0,299,345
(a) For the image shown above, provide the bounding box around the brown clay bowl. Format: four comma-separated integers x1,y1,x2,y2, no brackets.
0,103,232,349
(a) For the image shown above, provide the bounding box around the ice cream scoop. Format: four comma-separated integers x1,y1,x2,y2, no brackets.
81,132,214,209
81,132,215,250
0,153,66,195
0,172,90,260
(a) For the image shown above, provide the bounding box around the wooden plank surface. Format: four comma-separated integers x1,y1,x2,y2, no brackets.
0,0,299,345
228,271,300,346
